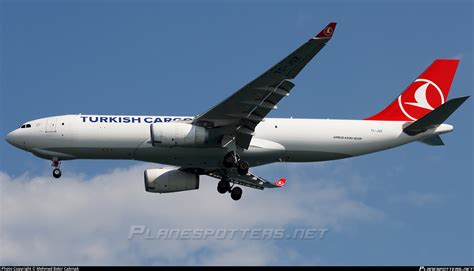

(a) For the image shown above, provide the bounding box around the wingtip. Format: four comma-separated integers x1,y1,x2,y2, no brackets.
314,22,337,39
456,95,470,103
274,178,286,187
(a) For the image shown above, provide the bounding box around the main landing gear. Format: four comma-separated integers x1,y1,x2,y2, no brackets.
223,151,249,176
52,159,62,179
217,178,243,201
219,151,247,201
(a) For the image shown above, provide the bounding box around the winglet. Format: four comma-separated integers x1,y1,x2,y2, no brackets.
314,22,337,39
274,178,286,187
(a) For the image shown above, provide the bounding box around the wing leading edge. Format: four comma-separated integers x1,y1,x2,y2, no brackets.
193,22,337,149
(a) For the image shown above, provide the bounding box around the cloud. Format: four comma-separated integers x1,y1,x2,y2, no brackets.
0,163,383,265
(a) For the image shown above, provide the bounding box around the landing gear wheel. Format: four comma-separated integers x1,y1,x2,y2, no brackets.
53,168,62,179
237,160,249,175
51,158,61,179
230,187,243,201
223,152,237,168
217,179,230,194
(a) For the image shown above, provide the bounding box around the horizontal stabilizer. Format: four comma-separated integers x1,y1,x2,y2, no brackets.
404,96,469,135
418,135,445,146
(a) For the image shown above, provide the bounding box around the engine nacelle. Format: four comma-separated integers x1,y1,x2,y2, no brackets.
144,168,200,193
150,123,208,147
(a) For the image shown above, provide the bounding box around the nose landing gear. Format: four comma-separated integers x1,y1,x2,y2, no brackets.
52,159,62,179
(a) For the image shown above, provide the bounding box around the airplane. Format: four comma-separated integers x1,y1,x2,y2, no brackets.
5,22,469,201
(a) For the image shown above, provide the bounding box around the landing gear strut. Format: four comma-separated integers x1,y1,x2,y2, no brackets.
52,159,61,179
216,178,243,201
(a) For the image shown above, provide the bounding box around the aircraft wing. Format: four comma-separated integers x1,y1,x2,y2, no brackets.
206,168,286,190
192,22,337,149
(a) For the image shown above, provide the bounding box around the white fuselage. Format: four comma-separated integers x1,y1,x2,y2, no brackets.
6,114,453,168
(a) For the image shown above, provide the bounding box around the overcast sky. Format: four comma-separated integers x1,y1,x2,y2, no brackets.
0,0,472,266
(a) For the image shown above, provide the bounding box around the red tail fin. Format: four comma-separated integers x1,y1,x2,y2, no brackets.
365,59,459,121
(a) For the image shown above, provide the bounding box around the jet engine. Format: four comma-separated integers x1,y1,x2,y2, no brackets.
144,168,200,193
150,123,208,147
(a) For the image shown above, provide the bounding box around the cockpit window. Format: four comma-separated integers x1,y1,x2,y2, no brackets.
20,124,32,128
20,125,25,128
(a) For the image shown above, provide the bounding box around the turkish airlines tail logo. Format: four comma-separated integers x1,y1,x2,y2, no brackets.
404,80,439,110
397,78,445,120
365,59,459,121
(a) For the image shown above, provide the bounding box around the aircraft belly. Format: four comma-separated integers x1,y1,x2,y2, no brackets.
44,147,136,160
133,146,284,168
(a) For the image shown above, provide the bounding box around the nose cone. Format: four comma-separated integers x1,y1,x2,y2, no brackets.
5,130,21,148
5,131,14,145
